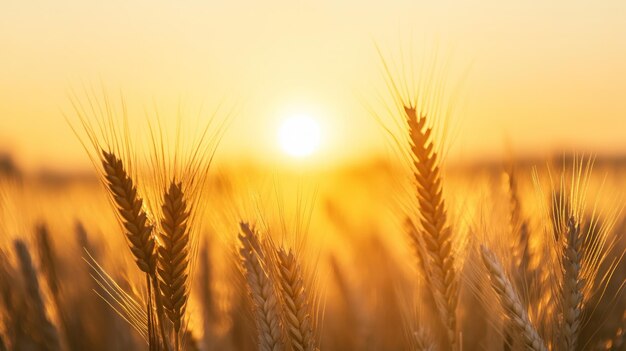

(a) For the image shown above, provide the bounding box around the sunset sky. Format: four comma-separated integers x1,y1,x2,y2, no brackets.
1,0,625,172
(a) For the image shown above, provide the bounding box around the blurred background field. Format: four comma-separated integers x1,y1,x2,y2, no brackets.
2,151,626,349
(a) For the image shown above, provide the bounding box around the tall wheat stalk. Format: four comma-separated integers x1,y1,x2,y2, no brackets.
376,54,460,349
100,150,166,350
404,105,458,349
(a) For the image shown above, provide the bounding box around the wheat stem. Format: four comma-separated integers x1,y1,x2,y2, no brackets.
101,150,168,349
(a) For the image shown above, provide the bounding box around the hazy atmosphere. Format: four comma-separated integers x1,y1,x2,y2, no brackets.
1,2,626,351
2,0,626,172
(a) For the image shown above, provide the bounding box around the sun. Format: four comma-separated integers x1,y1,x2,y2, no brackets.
278,115,321,158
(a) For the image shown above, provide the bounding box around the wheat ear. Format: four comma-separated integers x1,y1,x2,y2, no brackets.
35,224,74,350
239,222,284,351
35,224,60,299
405,106,458,348
562,217,583,351
157,181,192,349
480,245,547,351
276,248,316,351
14,240,61,351
505,169,533,275
101,150,166,349
101,150,157,274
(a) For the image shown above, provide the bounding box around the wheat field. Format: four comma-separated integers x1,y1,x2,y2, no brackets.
1,3,626,350
1,75,625,351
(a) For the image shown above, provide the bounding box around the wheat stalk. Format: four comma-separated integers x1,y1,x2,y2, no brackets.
100,150,169,350
199,237,218,349
480,245,547,351
239,222,284,351
275,248,316,351
404,106,458,349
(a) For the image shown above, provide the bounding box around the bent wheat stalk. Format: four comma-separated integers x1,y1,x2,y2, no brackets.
480,245,547,351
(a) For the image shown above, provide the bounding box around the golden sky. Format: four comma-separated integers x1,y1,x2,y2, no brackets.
1,0,625,172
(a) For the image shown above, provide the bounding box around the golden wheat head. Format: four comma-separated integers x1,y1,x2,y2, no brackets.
276,248,316,351
101,150,157,275
238,222,284,351
157,180,191,333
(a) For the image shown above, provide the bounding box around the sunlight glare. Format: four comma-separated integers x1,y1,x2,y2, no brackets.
278,115,321,158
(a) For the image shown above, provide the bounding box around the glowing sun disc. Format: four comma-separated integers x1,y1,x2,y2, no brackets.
278,115,321,157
